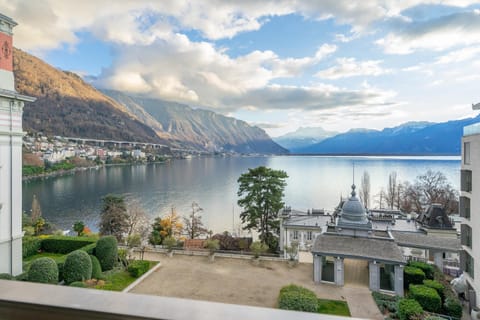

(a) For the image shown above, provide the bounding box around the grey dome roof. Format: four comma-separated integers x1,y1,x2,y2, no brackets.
337,184,371,228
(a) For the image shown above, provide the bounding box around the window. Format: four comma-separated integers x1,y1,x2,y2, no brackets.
461,224,473,249
460,196,471,219
461,251,475,279
293,230,298,240
464,142,471,164
307,231,312,241
461,170,472,192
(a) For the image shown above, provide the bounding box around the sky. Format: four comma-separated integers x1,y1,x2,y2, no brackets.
2,0,480,137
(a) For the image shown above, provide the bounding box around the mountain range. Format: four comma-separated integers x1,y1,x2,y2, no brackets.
13,48,287,154
276,120,479,155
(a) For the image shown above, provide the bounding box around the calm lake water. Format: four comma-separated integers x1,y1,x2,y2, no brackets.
23,156,461,234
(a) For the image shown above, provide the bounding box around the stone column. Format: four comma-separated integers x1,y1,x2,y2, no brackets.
369,261,380,292
313,255,322,284
334,257,344,286
394,265,404,297
433,251,444,270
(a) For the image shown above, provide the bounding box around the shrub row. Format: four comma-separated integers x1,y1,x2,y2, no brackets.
0,273,14,280
278,284,318,313
398,298,423,320
41,236,96,254
128,260,150,278
422,279,445,300
23,237,41,258
443,297,462,319
408,261,434,279
404,266,425,288
409,284,442,313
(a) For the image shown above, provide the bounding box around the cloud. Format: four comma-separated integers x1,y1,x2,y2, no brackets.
316,58,392,79
377,10,480,54
249,122,285,129
435,46,480,64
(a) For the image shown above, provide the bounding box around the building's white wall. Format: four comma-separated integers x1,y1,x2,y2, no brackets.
462,135,480,308
0,70,14,91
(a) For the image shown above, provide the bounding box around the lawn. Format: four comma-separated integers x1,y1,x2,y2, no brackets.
96,261,158,291
317,299,351,316
23,252,66,270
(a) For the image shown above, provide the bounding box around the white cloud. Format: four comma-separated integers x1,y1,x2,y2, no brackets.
435,46,480,64
316,58,391,79
377,10,480,54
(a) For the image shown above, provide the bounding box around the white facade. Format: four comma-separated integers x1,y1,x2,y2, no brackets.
0,14,35,275
461,125,480,309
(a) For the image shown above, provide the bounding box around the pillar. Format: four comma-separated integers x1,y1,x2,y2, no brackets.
369,261,380,292
334,257,344,286
394,265,404,297
313,255,322,284
433,251,444,270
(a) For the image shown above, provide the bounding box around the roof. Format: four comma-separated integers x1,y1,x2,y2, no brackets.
312,234,406,264
0,13,17,26
392,231,461,252
283,214,332,228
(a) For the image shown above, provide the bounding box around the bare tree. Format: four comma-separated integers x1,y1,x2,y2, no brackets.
126,200,151,242
31,194,42,223
375,187,387,209
386,171,398,209
184,201,208,239
359,171,371,208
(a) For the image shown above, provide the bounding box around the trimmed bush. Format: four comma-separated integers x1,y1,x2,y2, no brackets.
408,261,434,279
443,297,462,319
23,236,41,258
422,279,445,300
278,284,318,313
404,266,425,288
409,284,441,313
69,281,87,288
90,255,103,280
63,250,92,284
41,236,96,254
128,260,150,278
81,243,96,255
95,236,118,271
0,273,14,280
15,272,28,281
27,257,59,284
398,298,423,320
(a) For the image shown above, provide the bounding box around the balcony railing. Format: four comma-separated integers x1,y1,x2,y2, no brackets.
0,280,353,320
464,122,480,136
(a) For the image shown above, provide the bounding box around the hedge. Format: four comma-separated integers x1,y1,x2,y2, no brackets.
278,284,318,313
63,250,92,284
81,243,96,255
404,266,425,288
23,236,41,258
57,261,65,282
443,297,462,318
128,260,150,278
422,279,445,300
69,281,87,288
90,255,103,280
41,236,96,254
408,261,434,279
27,257,59,284
409,284,441,313
398,298,423,320
0,273,14,280
95,236,118,271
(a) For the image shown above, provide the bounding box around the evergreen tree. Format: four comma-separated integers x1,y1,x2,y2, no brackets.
98,194,129,242
237,166,288,251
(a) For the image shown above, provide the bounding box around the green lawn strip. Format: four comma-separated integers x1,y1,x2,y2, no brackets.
23,252,67,270
96,261,158,291
317,299,351,317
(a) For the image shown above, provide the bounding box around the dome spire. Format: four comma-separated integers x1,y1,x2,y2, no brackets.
351,162,356,197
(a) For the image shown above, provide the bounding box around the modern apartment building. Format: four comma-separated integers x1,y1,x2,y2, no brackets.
461,115,480,310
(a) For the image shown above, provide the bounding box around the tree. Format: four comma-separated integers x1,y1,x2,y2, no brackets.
98,194,129,242
375,188,387,209
237,166,288,251
184,202,208,239
386,171,398,209
359,171,370,208
149,216,167,245
31,194,42,224
73,221,85,236
126,201,150,243
162,207,184,239
414,170,459,214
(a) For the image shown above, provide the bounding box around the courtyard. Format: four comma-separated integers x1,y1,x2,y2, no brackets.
129,252,383,319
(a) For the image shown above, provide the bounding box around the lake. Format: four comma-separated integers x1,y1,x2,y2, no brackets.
22,156,461,234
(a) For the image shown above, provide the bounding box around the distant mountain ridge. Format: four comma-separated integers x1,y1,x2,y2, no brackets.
13,48,287,154
102,90,288,154
293,119,479,155
273,126,338,151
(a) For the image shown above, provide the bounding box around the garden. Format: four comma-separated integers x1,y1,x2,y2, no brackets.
0,235,156,291
372,261,463,320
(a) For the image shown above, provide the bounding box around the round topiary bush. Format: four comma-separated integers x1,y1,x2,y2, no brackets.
90,254,103,280
27,257,59,284
398,298,423,320
408,284,441,313
278,284,319,313
95,236,118,271
63,250,92,284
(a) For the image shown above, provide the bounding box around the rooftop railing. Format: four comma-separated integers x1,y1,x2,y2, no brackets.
464,122,480,136
0,280,356,320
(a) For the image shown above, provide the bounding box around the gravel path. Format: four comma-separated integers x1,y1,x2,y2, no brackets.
130,252,383,319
